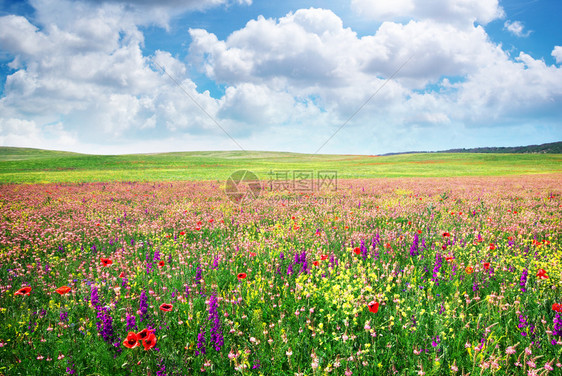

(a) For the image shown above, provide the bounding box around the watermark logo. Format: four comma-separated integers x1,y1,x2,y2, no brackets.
266,170,337,192
224,170,262,204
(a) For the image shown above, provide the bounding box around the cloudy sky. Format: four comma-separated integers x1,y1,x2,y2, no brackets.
0,0,561,155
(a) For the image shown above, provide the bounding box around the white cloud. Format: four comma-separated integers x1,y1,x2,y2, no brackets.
0,2,560,155
552,46,562,64
504,20,530,37
351,0,504,26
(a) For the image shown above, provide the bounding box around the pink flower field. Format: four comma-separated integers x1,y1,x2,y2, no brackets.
0,175,561,375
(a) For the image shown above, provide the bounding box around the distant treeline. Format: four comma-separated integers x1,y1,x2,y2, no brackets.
383,141,562,156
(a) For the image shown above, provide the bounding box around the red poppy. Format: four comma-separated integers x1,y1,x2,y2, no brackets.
249,252,257,257
179,231,185,236
553,303,562,312
142,333,157,351
353,247,361,255
56,286,71,295
159,303,173,312
483,262,490,270
101,258,112,266
320,254,328,260
237,273,247,280
441,244,447,250
313,261,319,267
123,332,139,349
442,232,450,237
537,269,549,279
119,272,126,278
15,286,31,296
488,244,496,250
445,256,454,262
368,301,379,313
417,230,422,234
465,266,474,274
137,328,153,341
158,260,165,267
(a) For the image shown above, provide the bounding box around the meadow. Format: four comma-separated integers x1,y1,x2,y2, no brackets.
1,147,561,183
1,171,561,375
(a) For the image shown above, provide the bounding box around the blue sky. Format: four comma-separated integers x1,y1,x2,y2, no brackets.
0,0,561,155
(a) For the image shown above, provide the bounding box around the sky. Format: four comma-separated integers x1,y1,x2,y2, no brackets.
0,0,561,155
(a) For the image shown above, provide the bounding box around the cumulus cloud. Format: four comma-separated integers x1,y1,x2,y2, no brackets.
0,1,560,154
351,0,504,26
552,46,562,64
504,20,530,37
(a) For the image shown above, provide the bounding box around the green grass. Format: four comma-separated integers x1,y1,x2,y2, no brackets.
0,147,561,183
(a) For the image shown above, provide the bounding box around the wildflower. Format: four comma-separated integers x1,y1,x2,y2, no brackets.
119,272,126,278
442,232,450,237
139,290,149,322
158,260,165,267
100,258,112,266
137,328,153,341
520,269,528,292
320,254,328,260
553,303,562,312
483,262,490,270
56,286,71,295
537,269,549,279
237,273,247,280
15,286,31,296
368,301,379,313
465,266,474,274
159,303,173,312
353,247,361,255
123,332,139,349
142,333,157,351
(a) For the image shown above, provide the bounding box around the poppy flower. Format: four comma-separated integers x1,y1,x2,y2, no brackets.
483,262,490,270
313,261,319,267
249,252,257,257
142,333,157,351
179,231,185,236
237,273,247,280
101,258,112,266
56,286,71,295
417,230,422,234
368,301,379,313
15,286,31,296
119,272,126,278
158,260,165,267
123,332,139,349
537,269,549,279
137,328,153,341
442,232,450,237
488,244,496,250
320,254,328,261
445,256,454,262
465,266,474,274
353,247,361,255
159,303,173,312
553,303,561,312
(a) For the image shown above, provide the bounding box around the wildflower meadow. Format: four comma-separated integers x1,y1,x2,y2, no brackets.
0,174,561,375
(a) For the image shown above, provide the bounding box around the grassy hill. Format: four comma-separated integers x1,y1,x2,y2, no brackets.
0,147,561,183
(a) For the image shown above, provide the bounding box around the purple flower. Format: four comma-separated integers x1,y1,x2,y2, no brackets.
90,286,99,308
410,234,420,257
520,269,528,292
139,290,149,322
126,313,137,331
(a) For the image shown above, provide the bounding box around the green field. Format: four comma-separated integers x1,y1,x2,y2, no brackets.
0,147,561,183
